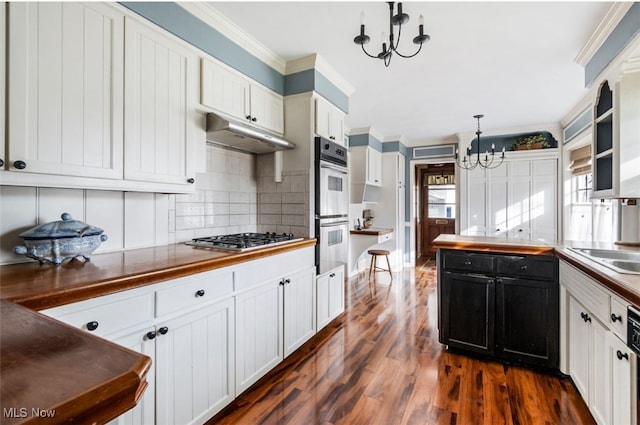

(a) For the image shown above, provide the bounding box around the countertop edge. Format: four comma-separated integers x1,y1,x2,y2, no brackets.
4,239,317,311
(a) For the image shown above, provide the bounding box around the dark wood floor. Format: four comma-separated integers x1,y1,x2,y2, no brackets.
209,257,596,425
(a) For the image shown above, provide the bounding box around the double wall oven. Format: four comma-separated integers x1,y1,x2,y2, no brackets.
315,137,349,275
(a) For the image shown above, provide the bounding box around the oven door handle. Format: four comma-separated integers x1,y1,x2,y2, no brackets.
320,162,348,174
320,220,350,228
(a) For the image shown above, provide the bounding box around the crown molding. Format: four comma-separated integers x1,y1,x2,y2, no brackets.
286,54,355,96
179,2,286,74
575,2,634,66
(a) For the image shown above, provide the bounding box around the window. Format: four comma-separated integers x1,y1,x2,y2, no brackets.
574,173,592,204
426,173,456,218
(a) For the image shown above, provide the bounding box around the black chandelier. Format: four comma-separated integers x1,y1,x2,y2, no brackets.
455,115,505,170
353,2,430,67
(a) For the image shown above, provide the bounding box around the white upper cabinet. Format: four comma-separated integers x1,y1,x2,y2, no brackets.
617,57,640,197
124,17,199,187
0,3,5,170
200,58,284,135
7,2,124,179
365,147,382,186
314,96,345,143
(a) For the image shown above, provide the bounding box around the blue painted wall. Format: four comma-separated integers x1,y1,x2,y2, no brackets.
585,3,640,87
120,2,349,112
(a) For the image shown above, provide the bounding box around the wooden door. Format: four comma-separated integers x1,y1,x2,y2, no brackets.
418,164,456,257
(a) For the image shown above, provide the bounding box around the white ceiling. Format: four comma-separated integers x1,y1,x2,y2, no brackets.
207,2,612,145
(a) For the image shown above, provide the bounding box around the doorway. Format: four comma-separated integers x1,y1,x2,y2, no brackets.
416,163,456,259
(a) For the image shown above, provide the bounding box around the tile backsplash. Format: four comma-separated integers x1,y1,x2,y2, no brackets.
0,145,312,265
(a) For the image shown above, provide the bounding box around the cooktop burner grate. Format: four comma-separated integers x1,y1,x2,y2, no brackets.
186,232,302,251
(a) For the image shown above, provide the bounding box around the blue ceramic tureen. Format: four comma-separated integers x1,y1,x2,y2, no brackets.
13,213,108,265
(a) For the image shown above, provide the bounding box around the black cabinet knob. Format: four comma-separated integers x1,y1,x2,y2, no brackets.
86,321,99,331
520,265,528,271
187,178,195,184
195,289,205,297
285,278,291,284
464,260,472,266
246,115,251,120
329,273,335,278
158,326,169,335
251,117,257,122
518,229,523,232
279,279,285,286
330,136,335,140
13,160,26,170
0,159,4,167
611,313,622,323
617,350,629,361
146,331,156,340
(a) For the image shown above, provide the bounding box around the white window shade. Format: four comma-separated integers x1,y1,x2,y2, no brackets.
569,144,592,176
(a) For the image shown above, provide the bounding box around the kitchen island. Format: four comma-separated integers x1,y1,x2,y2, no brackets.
433,234,640,425
0,238,317,425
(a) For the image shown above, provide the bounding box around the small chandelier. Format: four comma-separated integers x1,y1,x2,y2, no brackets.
455,115,505,170
353,2,430,67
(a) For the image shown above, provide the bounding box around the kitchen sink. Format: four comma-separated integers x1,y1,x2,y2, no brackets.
568,247,640,275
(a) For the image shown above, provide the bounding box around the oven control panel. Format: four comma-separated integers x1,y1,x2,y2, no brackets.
316,137,347,168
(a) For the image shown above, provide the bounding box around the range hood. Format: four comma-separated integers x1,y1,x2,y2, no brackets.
206,113,295,154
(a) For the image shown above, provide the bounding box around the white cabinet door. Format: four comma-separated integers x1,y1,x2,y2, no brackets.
330,107,345,144
591,314,610,425
108,327,156,425
486,166,508,237
7,2,123,179
0,3,5,169
315,97,333,140
464,166,486,236
609,334,633,425
328,267,345,322
124,17,199,187
507,161,531,238
568,295,590,401
284,267,316,357
235,280,283,394
155,297,235,425
250,84,284,134
366,147,382,186
531,159,558,241
201,58,249,122
317,266,345,331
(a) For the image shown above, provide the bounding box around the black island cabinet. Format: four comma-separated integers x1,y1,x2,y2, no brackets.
437,249,559,369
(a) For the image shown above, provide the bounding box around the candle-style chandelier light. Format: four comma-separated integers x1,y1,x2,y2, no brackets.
455,115,506,170
353,2,430,67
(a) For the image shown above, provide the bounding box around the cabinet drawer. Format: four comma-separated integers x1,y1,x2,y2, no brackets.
496,256,556,280
155,268,233,318
441,251,494,274
42,292,154,338
610,295,627,341
560,261,610,323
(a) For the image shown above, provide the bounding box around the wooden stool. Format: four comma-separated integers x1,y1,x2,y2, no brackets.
368,249,393,281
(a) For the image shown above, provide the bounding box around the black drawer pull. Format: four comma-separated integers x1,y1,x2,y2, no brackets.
617,350,629,361
86,321,99,331
520,265,528,271
146,331,156,340
329,273,335,278
195,289,205,297
611,313,622,323
285,278,291,284
13,160,26,170
580,312,591,323
158,326,169,335
187,177,195,184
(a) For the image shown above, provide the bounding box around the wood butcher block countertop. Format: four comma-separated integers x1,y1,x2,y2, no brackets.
0,238,316,424
350,228,393,236
433,234,640,307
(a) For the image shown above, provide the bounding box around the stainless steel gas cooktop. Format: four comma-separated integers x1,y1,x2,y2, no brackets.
186,232,302,252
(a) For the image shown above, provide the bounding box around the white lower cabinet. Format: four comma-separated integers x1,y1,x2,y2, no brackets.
316,265,345,330
235,278,284,394
284,267,316,357
40,247,317,424
108,326,157,425
235,264,316,393
155,297,234,425
561,261,635,425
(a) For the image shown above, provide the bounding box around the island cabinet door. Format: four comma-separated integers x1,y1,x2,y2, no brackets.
439,271,495,356
495,277,559,368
